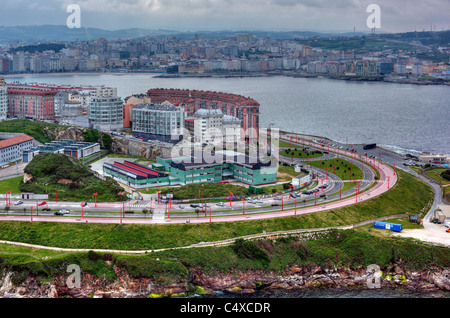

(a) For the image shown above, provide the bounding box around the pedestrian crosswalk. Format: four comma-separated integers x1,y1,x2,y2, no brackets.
131,200,151,208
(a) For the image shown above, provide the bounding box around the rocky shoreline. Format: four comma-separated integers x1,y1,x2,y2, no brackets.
1,263,448,298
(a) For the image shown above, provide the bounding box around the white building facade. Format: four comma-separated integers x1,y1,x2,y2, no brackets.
88,87,123,131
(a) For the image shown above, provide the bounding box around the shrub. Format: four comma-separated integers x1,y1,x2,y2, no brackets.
231,239,270,265
441,169,450,181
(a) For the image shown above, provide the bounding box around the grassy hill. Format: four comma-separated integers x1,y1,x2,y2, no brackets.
0,119,65,144
20,153,123,202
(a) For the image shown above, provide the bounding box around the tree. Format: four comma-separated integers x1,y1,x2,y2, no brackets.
102,133,113,150
84,129,100,143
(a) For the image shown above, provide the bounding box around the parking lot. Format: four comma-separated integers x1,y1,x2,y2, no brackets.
393,222,450,248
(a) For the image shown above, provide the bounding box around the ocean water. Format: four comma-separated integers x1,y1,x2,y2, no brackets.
6,73,450,155
203,287,449,298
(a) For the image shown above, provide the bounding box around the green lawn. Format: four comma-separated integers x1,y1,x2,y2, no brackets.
160,182,249,200
280,148,323,159
0,169,433,251
308,158,364,181
425,168,450,195
0,176,23,194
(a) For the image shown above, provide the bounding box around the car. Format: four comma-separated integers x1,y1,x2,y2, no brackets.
54,211,63,215
256,199,263,203
447,228,450,233
271,203,280,206
14,200,23,205
275,196,282,200
190,204,200,208
291,193,298,198
216,202,224,207
59,209,70,214
37,201,47,206
178,205,184,209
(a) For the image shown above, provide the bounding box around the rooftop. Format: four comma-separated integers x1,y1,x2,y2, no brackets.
133,102,183,112
169,150,274,170
0,134,34,149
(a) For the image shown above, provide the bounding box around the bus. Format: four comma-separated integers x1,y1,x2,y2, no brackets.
363,143,377,150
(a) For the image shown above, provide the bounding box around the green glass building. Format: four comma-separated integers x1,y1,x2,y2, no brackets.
157,150,277,186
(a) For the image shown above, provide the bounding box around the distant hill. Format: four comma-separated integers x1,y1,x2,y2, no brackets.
0,24,369,44
0,25,178,44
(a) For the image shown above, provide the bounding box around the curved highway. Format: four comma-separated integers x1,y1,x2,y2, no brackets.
0,134,397,225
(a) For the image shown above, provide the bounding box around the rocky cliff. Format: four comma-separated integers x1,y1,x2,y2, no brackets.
1,263,449,298
110,137,172,160
43,126,86,142
42,126,172,160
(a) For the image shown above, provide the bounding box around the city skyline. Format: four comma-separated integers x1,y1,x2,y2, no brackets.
0,0,449,34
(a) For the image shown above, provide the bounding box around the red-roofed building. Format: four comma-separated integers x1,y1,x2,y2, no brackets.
0,134,34,166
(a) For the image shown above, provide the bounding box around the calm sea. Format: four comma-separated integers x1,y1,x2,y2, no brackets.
6,73,450,155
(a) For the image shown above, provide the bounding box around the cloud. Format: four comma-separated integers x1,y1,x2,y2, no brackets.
0,0,448,33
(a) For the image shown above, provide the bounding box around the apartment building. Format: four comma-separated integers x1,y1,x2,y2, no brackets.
0,77,7,121
88,87,123,131
7,84,58,120
131,102,185,143
191,109,241,145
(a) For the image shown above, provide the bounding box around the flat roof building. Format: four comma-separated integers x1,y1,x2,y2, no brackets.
157,150,277,186
103,160,170,189
23,139,100,162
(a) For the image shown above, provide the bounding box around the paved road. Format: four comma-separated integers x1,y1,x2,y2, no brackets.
0,142,396,224
283,132,450,247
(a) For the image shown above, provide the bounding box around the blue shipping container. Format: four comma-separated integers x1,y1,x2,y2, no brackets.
374,221,402,232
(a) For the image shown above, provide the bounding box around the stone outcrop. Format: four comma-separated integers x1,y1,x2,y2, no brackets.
110,137,172,160
1,264,449,298
43,126,86,142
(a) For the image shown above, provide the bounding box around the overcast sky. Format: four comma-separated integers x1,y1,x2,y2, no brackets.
1,0,449,33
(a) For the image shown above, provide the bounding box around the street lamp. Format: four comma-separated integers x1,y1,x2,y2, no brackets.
6,191,11,206
81,201,86,218
287,185,294,199
241,199,245,215
92,192,98,207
